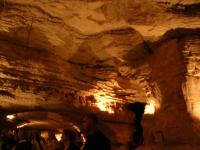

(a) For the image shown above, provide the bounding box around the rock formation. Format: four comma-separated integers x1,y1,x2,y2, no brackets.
0,0,200,149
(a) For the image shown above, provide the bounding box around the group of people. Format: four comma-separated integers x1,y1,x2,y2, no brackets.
0,114,111,150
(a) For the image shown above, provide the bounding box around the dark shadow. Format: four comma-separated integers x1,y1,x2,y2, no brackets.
125,102,146,150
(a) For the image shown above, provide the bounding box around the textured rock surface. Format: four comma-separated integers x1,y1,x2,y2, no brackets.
0,0,200,149
142,29,200,150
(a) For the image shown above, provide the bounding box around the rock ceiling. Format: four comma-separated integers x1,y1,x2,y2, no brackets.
0,0,200,136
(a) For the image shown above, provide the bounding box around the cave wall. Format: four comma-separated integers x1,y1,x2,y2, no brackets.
0,0,200,150
182,35,200,137
140,30,200,150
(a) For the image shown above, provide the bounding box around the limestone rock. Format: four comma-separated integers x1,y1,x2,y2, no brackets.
0,0,200,149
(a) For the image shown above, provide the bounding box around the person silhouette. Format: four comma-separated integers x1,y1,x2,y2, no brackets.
61,130,79,150
82,114,111,150
126,102,146,150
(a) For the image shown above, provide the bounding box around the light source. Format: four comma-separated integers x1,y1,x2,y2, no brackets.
94,91,115,114
55,133,62,141
144,100,156,114
6,114,15,120
17,123,27,129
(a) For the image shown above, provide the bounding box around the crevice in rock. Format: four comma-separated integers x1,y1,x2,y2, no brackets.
0,90,15,98
168,2,200,16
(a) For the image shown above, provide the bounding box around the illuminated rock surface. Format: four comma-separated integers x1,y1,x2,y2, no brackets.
0,0,200,149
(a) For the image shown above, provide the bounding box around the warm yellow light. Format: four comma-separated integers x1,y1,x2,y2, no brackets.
94,92,115,114
72,124,86,143
96,99,114,114
72,125,81,132
55,133,62,142
16,121,41,129
81,134,86,143
144,100,155,114
6,115,15,120
17,123,27,129
41,131,48,139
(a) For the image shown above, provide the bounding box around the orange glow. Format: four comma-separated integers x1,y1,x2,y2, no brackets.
6,114,15,120
94,92,115,114
144,100,156,114
41,131,48,139
55,133,62,141
17,123,27,129
17,121,47,128
81,134,86,143
72,125,81,132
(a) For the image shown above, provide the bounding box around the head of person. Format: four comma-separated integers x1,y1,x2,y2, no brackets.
34,130,42,141
61,130,76,144
126,102,146,125
48,131,56,140
82,113,99,134
17,129,29,141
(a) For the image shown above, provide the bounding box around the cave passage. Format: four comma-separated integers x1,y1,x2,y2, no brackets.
0,0,200,150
